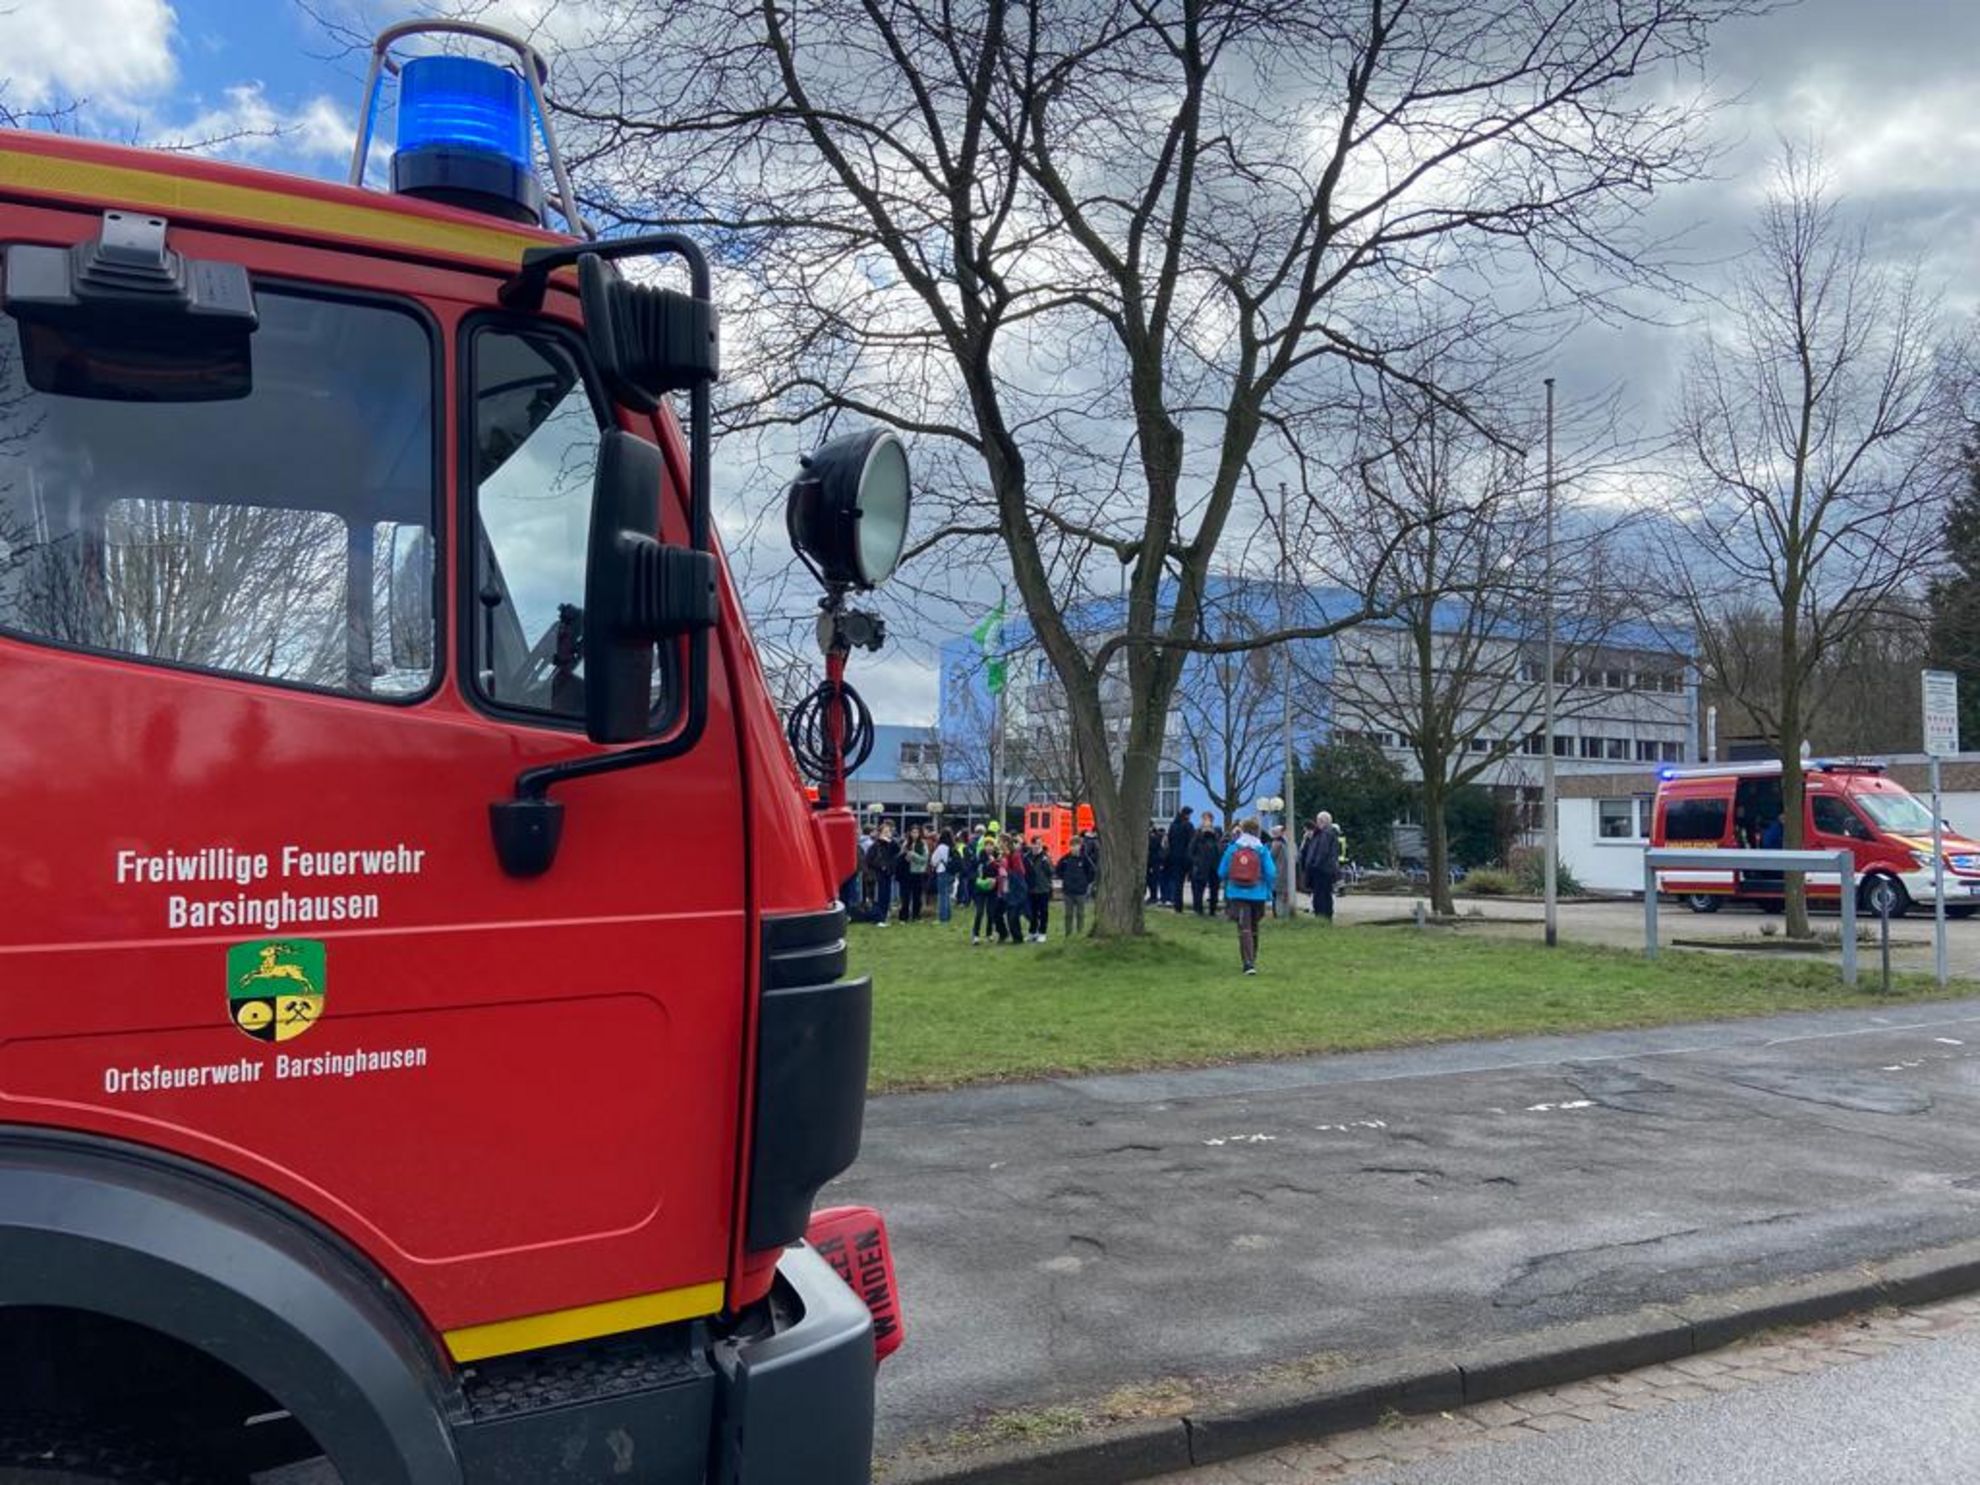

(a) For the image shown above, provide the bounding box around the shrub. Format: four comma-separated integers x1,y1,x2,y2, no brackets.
1460,868,1518,896
1514,854,1583,897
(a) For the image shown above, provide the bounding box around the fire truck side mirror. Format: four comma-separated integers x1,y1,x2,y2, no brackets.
584,429,719,744
577,254,719,414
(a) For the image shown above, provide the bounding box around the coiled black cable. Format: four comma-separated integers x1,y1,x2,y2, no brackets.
786,675,875,787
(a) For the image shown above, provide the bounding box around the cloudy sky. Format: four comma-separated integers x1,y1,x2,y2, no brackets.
7,0,1980,723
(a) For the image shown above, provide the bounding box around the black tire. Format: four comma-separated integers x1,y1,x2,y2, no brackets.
1860,874,1911,920
0,1418,208,1485
1684,893,1721,914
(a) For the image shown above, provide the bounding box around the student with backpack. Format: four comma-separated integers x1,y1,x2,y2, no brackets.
1217,816,1279,975
1000,839,1030,944
899,826,930,921
865,821,899,927
971,824,1004,944
932,829,955,923
1189,817,1223,915
1023,839,1054,941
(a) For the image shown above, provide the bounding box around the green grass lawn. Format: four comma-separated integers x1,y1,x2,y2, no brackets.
851,908,1968,1092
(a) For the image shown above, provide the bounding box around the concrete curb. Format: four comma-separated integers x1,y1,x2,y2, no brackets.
881,1237,1980,1485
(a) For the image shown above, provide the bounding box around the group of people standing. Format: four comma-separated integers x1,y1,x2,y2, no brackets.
848,819,1101,944
1145,807,1297,918
847,805,1347,976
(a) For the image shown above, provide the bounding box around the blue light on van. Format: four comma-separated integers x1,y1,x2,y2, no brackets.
391,55,543,225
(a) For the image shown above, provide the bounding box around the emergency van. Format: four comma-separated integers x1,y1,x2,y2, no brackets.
1652,759,1980,918
0,20,903,1484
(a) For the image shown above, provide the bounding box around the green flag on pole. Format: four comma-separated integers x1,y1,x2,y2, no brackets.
972,602,1007,696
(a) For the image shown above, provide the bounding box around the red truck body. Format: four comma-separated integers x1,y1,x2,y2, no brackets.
0,121,883,1485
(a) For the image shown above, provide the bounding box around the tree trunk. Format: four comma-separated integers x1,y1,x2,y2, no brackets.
1423,767,1454,917
1780,608,1810,938
1083,692,1159,939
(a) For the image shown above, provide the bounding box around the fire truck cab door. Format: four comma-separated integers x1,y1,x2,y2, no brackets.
0,217,745,1350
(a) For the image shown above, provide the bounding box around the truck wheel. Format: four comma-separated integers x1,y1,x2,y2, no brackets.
1684,893,1720,913
1860,875,1910,919
0,1418,207,1485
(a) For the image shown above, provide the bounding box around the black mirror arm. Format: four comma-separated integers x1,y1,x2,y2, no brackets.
498,232,712,311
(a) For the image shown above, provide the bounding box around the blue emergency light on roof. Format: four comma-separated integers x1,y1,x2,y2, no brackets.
391,55,544,225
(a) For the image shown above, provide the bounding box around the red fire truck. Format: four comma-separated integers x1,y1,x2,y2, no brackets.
0,21,903,1484
1653,758,1980,917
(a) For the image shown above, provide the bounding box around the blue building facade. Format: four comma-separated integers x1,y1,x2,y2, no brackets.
936,577,1696,834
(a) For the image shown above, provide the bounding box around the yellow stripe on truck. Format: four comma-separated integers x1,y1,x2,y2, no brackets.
442,1280,727,1363
0,148,548,269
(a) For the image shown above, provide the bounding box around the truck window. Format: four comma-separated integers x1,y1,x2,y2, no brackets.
1813,794,1875,841
0,290,436,698
1663,796,1728,842
465,322,669,727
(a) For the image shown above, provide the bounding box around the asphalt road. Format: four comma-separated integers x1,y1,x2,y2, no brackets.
837,996,1980,1453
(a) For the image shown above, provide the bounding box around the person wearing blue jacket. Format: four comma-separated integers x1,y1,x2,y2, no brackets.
1217,817,1279,975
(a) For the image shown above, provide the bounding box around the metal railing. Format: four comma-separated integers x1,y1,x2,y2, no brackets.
1643,847,1857,987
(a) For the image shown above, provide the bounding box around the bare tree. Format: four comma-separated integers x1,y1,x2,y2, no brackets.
524,0,1761,934
1699,602,1932,758
1665,147,1963,934
1171,609,1280,825
1322,381,1647,912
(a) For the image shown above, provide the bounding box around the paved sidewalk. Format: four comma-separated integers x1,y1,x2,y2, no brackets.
1157,1292,1980,1482
834,997,1980,1458
1331,891,1980,975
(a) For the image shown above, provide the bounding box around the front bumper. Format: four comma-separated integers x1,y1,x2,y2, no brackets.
1900,868,1980,906
711,1243,876,1485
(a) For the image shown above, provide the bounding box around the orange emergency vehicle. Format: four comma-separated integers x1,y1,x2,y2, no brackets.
1022,802,1095,858
0,20,905,1483
1653,759,1980,918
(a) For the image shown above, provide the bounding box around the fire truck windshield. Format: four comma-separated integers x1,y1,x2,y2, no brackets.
1855,789,1938,836
0,290,435,699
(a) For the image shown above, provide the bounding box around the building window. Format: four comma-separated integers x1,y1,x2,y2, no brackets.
1599,796,1657,841
1154,768,1181,820
1604,668,1626,689
1523,732,1545,755
900,741,941,769
1520,658,1544,684
1636,740,1660,762
1605,738,1630,760
1580,736,1604,759
1554,735,1574,757
1661,741,1684,762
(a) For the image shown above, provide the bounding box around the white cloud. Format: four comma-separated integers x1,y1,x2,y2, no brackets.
3,0,178,111
1759,72,1980,202
149,84,357,164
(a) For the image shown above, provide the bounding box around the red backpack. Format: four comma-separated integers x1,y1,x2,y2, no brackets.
1228,843,1263,886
